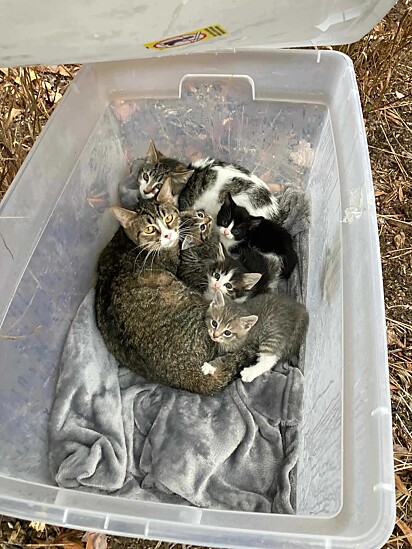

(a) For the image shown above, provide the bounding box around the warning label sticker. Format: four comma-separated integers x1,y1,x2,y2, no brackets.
145,24,228,50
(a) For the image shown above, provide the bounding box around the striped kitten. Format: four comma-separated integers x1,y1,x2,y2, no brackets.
202,290,308,383
204,244,262,303
134,141,280,222
177,209,220,294
118,140,194,208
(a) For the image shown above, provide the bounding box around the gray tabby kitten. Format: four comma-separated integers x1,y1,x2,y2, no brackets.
176,209,221,293
202,290,308,383
133,141,280,221
118,140,194,209
95,184,258,395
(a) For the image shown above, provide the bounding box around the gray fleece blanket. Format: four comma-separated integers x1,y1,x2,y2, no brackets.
49,185,310,514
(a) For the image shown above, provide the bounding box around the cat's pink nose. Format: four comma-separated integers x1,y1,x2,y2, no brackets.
213,331,218,339
214,282,221,290
224,229,230,237
164,232,172,239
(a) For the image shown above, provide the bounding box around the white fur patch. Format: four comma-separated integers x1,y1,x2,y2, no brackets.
139,175,156,199
207,269,234,298
192,164,280,220
219,222,237,251
192,158,215,169
240,353,279,383
157,218,177,248
202,362,216,375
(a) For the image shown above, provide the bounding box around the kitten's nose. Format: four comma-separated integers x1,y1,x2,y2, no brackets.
143,188,152,195
224,229,230,237
214,282,221,290
213,331,218,339
164,231,172,239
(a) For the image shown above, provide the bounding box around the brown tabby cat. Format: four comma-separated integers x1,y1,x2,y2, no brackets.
95,181,258,395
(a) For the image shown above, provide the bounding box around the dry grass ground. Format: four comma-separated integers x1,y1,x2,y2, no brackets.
0,1,411,548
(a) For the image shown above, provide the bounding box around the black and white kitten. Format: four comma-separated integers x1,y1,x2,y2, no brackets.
217,193,298,279
128,141,280,221
204,244,262,303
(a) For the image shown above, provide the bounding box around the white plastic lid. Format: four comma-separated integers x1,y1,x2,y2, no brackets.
0,0,396,67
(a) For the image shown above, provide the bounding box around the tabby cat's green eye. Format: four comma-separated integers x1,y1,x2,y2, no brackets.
164,214,173,224
144,225,155,234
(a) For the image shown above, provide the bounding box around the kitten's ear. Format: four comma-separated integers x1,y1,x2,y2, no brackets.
171,166,194,194
217,243,226,262
146,140,165,163
181,235,195,251
239,315,258,331
110,206,138,228
243,273,262,290
156,177,174,203
212,289,225,308
248,217,263,230
224,192,233,208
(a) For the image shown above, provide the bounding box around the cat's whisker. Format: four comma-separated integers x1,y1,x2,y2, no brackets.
133,242,156,273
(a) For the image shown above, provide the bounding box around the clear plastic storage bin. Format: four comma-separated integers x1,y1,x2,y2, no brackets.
0,49,394,548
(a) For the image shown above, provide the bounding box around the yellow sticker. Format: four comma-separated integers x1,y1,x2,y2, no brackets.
145,24,228,50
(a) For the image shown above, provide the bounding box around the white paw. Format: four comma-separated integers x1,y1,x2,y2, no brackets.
201,362,216,376
240,367,260,383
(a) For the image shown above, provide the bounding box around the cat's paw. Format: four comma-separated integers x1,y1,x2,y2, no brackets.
201,362,216,376
240,366,260,383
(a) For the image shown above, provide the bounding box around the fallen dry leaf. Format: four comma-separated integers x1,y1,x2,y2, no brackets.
8,521,21,544
29,521,47,532
14,68,38,85
395,474,410,496
82,532,108,549
396,517,412,548
394,231,406,249
7,107,23,126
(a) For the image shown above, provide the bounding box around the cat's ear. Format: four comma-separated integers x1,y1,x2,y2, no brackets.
156,177,174,203
110,206,138,228
224,192,233,208
212,289,225,308
242,273,262,290
248,216,263,230
171,166,194,194
217,243,226,262
181,235,195,251
146,140,165,163
239,315,258,331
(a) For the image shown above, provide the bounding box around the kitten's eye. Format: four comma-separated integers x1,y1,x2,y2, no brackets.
144,225,156,234
143,173,149,182
232,228,239,236
197,211,205,218
223,330,232,337
200,224,206,231
164,214,173,224
211,320,218,328
221,220,228,228
213,273,220,280
224,282,233,290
